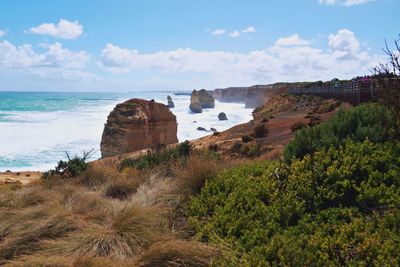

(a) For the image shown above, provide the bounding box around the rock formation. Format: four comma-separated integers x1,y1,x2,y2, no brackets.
189,91,203,113
197,89,215,108
100,99,178,158
167,95,175,108
189,89,215,113
218,112,228,120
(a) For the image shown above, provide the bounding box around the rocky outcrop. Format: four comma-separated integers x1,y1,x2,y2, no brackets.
189,91,203,113
189,89,215,113
197,89,215,108
100,99,178,158
218,112,228,121
167,95,175,108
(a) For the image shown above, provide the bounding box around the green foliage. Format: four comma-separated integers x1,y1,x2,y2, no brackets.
190,140,400,266
120,141,193,170
284,103,394,162
42,150,93,179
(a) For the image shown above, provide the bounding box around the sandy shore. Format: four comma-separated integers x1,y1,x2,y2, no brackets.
0,171,41,185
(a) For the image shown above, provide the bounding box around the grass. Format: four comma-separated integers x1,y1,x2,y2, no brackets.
135,239,218,267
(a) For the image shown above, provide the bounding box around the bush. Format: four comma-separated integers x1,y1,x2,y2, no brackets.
120,141,193,170
241,135,253,143
284,104,394,162
252,124,268,138
43,150,94,179
189,140,400,266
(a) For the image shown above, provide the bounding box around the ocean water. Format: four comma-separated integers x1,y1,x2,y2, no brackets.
0,91,252,171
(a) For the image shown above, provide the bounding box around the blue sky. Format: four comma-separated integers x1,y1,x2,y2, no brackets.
0,0,398,91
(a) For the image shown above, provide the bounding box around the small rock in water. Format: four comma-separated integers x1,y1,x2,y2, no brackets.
193,121,197,123
210,127,217,132
197,126,207,131
218,112,228,121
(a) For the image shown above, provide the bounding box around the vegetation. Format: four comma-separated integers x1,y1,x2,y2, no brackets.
42,150,94,179
120,141,193,170
252,124,268,138
189,139,400,266
284,103,394,162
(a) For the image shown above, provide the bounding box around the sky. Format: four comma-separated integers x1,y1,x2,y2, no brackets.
0,0,398,92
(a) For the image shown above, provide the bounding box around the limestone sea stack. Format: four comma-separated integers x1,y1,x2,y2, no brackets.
100,99,178,158
189,90,203,113
167,95,175,108
197,89,215,108
189,89,215,113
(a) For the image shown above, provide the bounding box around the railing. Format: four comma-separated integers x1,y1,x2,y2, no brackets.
288,80,379,106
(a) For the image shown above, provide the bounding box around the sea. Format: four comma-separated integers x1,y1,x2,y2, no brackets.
0,91,253,171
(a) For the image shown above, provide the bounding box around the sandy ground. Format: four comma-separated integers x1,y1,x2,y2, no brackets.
0,171,41,185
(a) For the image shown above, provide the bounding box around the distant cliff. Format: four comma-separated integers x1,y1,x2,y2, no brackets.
213,83,291,108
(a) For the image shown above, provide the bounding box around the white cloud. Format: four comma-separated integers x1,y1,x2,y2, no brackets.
0,41,94,80
29,19,83,39
211,29,226,35
100,29,380,88
242,26,256,33
328,29,361,59
0,30,6,37
319,0,374,6
229,31,240,38
275,34,310,47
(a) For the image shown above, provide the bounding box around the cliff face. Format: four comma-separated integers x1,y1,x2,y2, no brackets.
214,84,291,108
100,99,178,158
214,87,248,103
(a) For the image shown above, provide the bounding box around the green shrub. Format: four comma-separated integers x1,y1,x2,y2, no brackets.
42,150,94,179
120,141,193,170
189,140,400,266
284,104,394,162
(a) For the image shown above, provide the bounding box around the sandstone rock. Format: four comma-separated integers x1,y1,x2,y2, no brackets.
189,90,203,113
189,89,215,113
218,112,228,121
167,95,175,108
198,89,215,108
100,99,178,158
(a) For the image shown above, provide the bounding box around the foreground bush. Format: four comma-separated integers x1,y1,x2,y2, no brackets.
284,104,394,162
42,150,94,179
189,140,400,266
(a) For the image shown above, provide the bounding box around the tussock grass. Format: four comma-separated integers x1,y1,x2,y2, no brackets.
174,155,220,195
0,213,76,263
48,205,166,260
135,239,218,267
0,149,223,265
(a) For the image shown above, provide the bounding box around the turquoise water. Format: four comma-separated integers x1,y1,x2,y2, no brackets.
0,91,252,171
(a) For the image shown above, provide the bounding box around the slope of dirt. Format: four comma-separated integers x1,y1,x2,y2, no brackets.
191,94,351,160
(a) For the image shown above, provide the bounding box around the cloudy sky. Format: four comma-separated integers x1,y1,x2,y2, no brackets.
0,0,398,91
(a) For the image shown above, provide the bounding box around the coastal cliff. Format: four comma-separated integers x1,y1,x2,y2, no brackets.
100,99,178,158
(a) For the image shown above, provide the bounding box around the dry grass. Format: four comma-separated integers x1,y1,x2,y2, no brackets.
0,155,223,265
48,204,166,260
134,239,218,267
174,155,220,195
